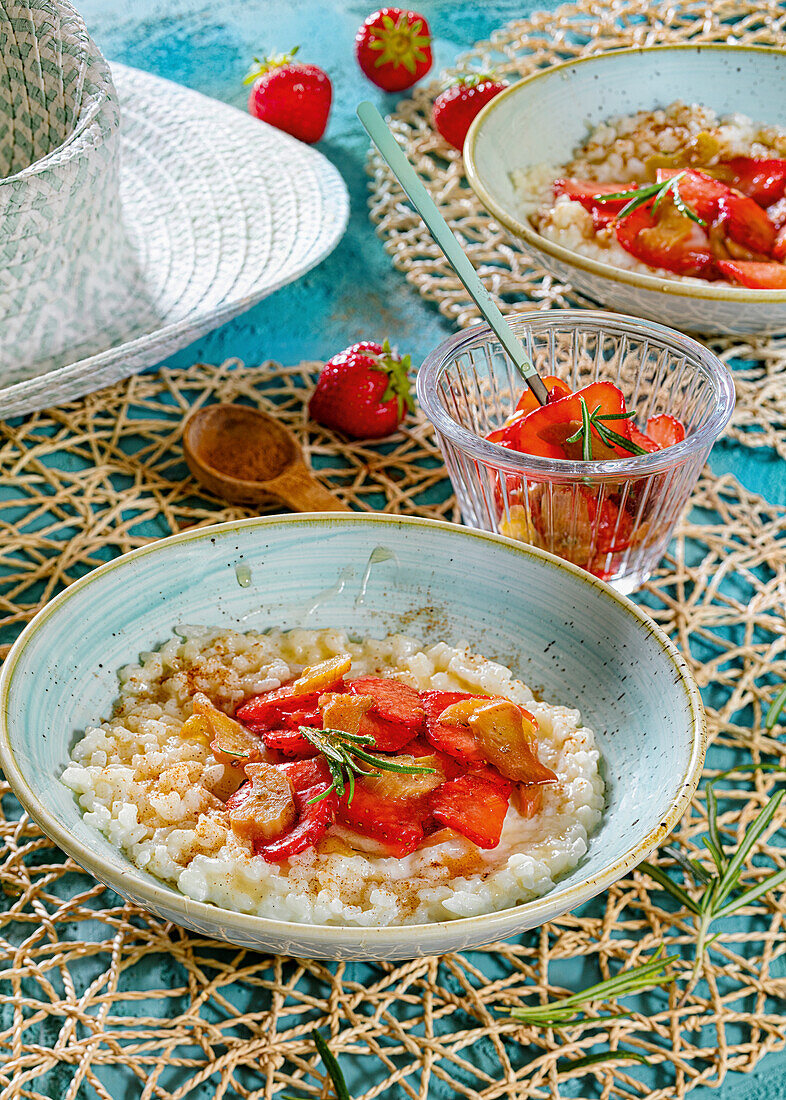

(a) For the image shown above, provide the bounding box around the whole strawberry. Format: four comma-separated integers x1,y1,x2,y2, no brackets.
244,48,332,144
355,8,432,93
432,75,507,151
309,340,414,439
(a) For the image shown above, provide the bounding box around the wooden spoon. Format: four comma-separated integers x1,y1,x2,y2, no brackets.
182,404,349,511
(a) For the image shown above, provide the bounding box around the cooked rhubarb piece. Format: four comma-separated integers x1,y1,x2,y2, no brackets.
430,774,510,849
362,753,445,800
235,654,351,728
441,697,557,785
421,691,488,763
348,676,425,730
257,782,338,862
512,783,546,819
191,692,265,765
646,414,686,448
319,691,373,735
226,762,297,844
717,259,786,289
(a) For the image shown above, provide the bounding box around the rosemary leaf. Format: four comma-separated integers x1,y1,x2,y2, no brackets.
661,844,713,886
311,1030,351,1100
505,952,677,1027
705,785,725,873
580,396,592,460
594,181,662,204
765,684,786,730
714,789,785,908
558,1049,649,1071
714,867,786,919
299,725,436,806
639,861,701,915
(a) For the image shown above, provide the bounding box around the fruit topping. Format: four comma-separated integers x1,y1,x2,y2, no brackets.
430,774,511,849
235,655,350,728
191,692,265,765
226,763,296,844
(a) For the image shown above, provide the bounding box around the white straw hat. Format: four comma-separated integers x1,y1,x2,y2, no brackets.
0,0,349,418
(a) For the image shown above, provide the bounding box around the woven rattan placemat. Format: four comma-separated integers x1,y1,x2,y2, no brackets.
366,0,786,460
0,355,785,1100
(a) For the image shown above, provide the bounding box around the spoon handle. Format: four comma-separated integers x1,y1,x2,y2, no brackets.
358,100,548,407
269,463,351,513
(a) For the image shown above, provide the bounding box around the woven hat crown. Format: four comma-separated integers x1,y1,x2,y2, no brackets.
0,0,142,385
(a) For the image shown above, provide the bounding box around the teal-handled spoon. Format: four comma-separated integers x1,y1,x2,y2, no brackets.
357,100,549,407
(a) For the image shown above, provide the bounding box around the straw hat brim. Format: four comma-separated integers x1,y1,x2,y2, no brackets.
0,64,349,418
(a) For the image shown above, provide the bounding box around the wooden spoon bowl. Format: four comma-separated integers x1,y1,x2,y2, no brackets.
182,404,349,511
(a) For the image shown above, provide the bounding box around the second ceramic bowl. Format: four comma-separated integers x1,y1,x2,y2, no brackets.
465,45,786,335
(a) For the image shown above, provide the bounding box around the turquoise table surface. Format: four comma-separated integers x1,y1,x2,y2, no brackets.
16,0,786,1097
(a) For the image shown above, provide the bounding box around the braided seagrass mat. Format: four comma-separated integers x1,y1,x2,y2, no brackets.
0,356,785,1100
366,0,786,460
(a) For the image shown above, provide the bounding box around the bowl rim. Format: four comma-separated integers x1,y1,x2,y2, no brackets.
417,308,735,478
464,43,786,304
0,511,707,949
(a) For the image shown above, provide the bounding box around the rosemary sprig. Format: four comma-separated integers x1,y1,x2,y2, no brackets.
502,950,677,1028
300,725,435,805
642,773,786,1000
594,171,706,226
765,683,786,729
282,1029,351,1100
565,398,649,460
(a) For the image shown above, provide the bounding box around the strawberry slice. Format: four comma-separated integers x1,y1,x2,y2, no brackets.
629,425,660,453
421,691,487,763
717,192,776,256
429,774,510,849
515,381,632,461
260,728,317,759
583,489,634,554
349,676,425,730
717,259,786,289
614,202,716,278
357,710,418,752
514,375,572,416
257,783,337,863
337,784,424,854
278,757,332,793
553,178,631,228
774,225,786,263
468,765,514,798
236,689,324,730
719,157,786,206
645,414,686,448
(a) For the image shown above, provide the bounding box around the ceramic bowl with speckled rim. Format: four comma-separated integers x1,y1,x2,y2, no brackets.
464,45,786,336
0,514,705,960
